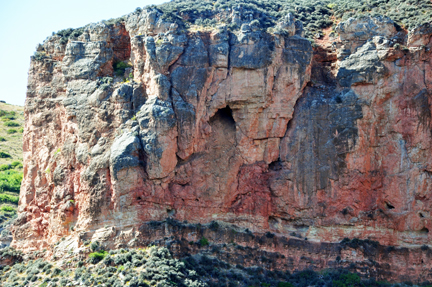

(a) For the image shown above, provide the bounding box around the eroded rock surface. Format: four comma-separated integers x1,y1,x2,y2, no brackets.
13,8,432,281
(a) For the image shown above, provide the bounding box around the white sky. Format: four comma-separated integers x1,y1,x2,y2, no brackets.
0,0,168,106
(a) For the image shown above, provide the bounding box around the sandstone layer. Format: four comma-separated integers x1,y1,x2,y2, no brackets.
12,8,432,282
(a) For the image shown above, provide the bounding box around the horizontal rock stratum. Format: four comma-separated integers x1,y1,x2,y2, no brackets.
12,5,432,282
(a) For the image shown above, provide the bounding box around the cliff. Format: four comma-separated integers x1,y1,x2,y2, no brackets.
10,1,432,283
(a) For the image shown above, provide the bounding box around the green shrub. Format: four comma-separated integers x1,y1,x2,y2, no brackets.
199,237,209,247
0,164,10,171
333,273,361,287
6,129,16,134
10,161,22,169
90,241,99,252
42,263,53,273
209,221,219,230
0,194,18,204
0,151,11,158
0,205,15,212
33,51,48,61
98,77,113,91
0,137,5,141
103,16,125,26
0,110,13,116
0,110,15,121
3,121,19,127
113,61,132,77
53,27,85,45
10,161,20,167
0,170,23,192
51,267,62,276
88,250,108,263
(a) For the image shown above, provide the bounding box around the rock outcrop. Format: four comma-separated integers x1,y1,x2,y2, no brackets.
12,7,432,282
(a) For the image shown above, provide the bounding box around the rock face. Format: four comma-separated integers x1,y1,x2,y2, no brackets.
13,7,432,282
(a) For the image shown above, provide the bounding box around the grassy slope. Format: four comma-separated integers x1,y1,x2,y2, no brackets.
0,102,24,165
0,102,24,225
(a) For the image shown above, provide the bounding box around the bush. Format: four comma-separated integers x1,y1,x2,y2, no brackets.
10,161,22,169
209,221,219,230
333,273,361,287
0,205,15,212
0,194,19,204
88,250,108,263
199,237,209,247
114,252,132,265
102,255,113,266
0,152,11,158
0,110,15,120
103,16,125,26
0,164,10,171
90,241,99,252
54,27,85,45
113,61,132,77
42,264,53,273
0,137,5,141
51,267,62,276
6,129,16,134
33,51,48,61
0,170,23,192
3,121,19,127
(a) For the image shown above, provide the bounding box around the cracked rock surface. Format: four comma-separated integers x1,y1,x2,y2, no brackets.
12,7,432,282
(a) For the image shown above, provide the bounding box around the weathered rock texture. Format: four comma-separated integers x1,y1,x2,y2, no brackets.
13,7,432,282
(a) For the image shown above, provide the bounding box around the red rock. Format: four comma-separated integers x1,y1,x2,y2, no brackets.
11,12,432,282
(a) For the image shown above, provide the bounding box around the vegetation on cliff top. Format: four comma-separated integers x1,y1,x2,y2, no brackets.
49,0,432,44
157,0,432,38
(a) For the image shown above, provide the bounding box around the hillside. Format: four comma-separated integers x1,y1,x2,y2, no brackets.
0,102,23,233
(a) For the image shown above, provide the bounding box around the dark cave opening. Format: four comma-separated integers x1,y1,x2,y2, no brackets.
420,227,429,234
111,24,132,77
269,159,283,171
210,106,235,126
385,202,395,210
